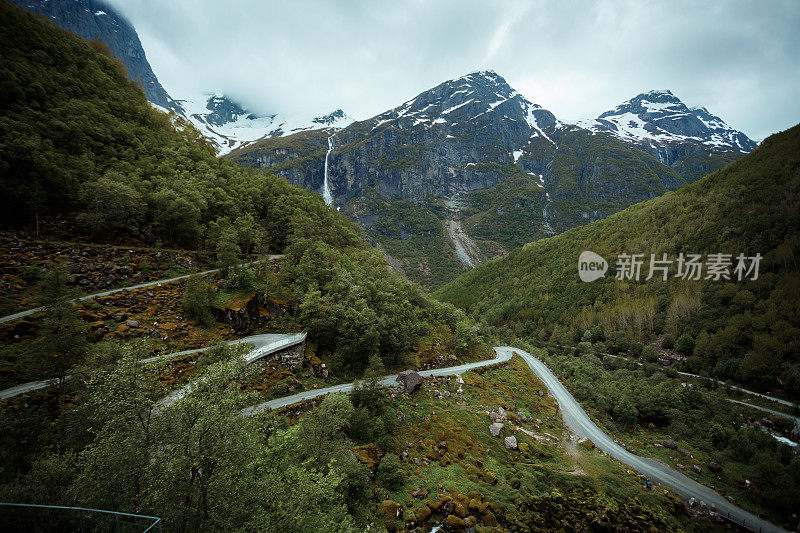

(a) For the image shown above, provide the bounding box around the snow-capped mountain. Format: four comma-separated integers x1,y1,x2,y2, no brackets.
229,70,757,287
13,0,352,155
176,93,353,154
366,70,559,146
579,89,756,154
229,70,567,205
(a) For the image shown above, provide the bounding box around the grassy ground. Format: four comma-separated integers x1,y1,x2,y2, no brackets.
369,356,707,531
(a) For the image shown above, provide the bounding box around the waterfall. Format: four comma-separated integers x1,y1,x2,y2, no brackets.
322,134,334,206
542,192,555,236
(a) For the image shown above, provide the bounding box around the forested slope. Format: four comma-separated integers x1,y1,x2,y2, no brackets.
437,124,800,397
0,4,490,530
0,1,485,377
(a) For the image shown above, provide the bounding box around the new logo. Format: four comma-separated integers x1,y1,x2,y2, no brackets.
578,251,608,282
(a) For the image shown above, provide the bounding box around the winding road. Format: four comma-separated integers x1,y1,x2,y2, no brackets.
0,256,283,326
513,347,783,533
240,346,513,415
0,303,786,532
239,346,783,533
1,333,306,401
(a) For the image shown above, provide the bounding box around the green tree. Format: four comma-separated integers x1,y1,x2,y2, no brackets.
37,265,73,306
145,358,263,531
376,453,403,490
77,174,145,237
182,276,213,326
453,318,479,357
675,333,695,356
216,228,240,278
77,342,163,511
351,354,386,415
31,269,88,412
151,189,203,246
661,334,675,350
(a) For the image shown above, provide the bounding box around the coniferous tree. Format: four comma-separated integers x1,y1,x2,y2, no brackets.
31,267,87,413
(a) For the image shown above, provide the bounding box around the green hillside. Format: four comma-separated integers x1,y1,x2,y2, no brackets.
0,4,495,530
436,124,800,398
0,2,487,379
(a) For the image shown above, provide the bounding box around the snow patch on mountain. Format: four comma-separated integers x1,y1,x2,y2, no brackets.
583,89,756,152
173,94,353,155
366,70,560,149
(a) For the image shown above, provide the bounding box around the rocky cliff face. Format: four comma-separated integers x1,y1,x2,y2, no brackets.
11,0,181,113
324,70,560,205
582,89,757,181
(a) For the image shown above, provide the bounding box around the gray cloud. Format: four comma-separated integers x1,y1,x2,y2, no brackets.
109,0,799,140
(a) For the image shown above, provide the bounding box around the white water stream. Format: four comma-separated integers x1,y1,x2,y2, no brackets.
322,135,334,206
542,191,555,236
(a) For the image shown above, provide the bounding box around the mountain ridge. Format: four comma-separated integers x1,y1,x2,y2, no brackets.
226,70,754,288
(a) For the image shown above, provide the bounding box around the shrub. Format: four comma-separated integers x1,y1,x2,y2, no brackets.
77,175,145,237
226,267,256,291
605,331,628,354
182,276,213,326
576,341,593,356
642,345,659,363
661,334,676,350
675,333,695,356
376,453,403,490
630,342,644,357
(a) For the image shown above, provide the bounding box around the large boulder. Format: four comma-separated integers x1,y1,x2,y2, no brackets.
489,422,504,437
445,515,465,529
708,461,722,473
504,436,518,450
662,439,678,450
377,500,404,519
353,443,384,470
396,370,423,394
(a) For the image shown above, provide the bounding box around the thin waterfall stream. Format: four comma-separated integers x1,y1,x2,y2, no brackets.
322,134,334,206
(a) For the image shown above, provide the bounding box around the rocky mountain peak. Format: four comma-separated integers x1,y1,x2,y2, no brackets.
366,70,557,143
594,89,756,151
199,94,261,127
312,109,351,126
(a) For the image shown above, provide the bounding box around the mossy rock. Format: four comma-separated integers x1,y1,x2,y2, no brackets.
450,490,468,506
353,443,384,470
479,470,498,485
480,510,498,527
427,495,452,512
446,514,466,529
468,498,482,514
414,506,432,523
467,491,483,501
453,502,468,518
377,500,404,519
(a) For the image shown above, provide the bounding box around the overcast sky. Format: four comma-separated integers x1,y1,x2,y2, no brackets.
109,0,799,141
